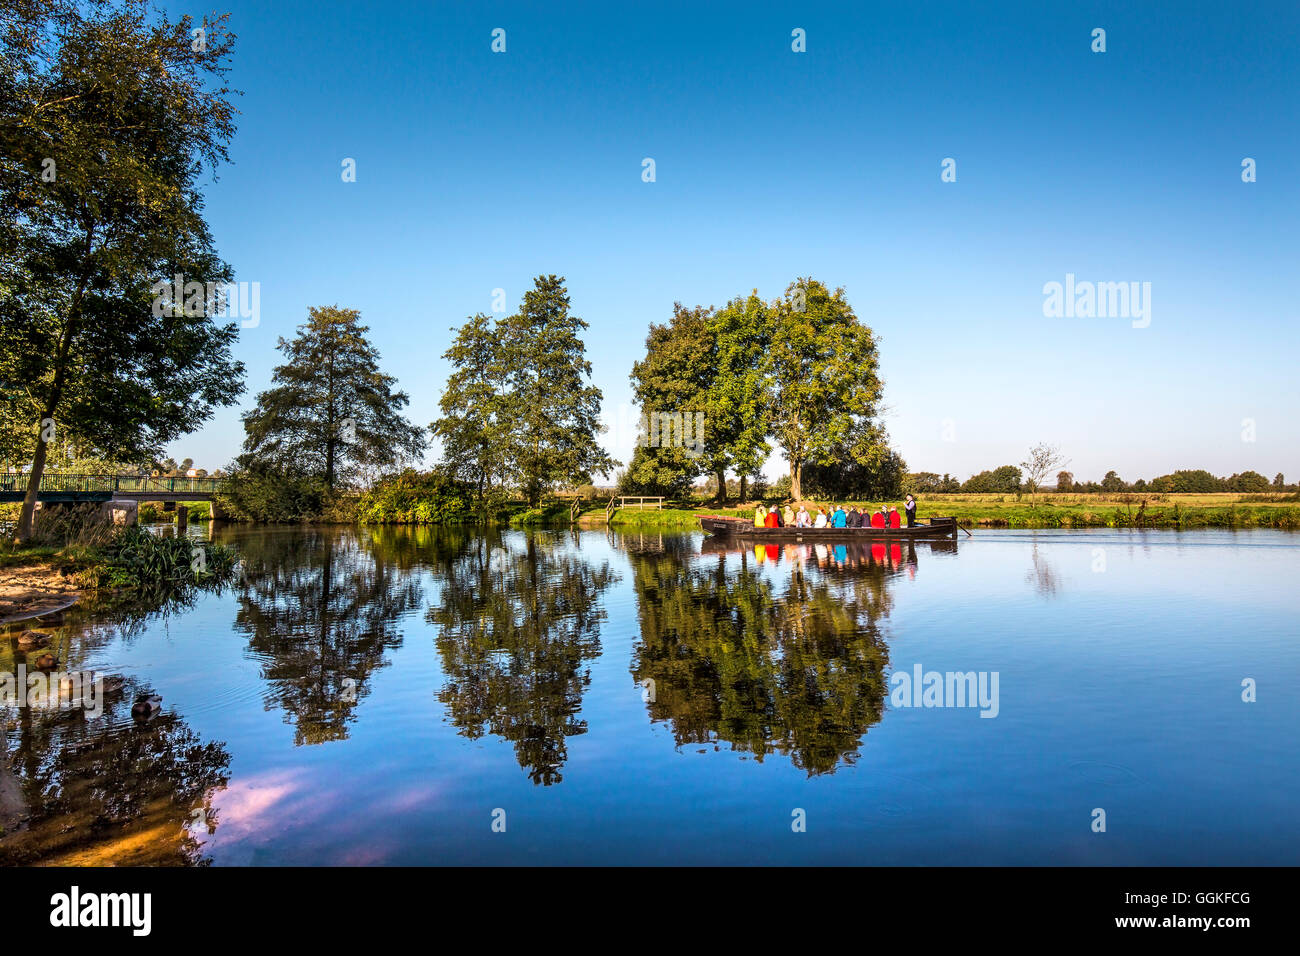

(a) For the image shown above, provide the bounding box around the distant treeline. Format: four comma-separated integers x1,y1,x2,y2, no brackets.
906,468,1293,495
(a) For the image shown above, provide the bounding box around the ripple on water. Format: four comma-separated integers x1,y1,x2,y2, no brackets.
1067,760,1142,786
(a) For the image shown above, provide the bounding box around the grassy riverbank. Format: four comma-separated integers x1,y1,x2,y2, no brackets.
0,527,240,623
579,492,1300,531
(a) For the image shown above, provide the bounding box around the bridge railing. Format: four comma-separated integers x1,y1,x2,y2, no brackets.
0,473,227,495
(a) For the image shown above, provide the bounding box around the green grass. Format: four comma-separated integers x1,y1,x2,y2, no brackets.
884,493,1300,529
602,507,709,530
581,493,1300,531
0,544,69,570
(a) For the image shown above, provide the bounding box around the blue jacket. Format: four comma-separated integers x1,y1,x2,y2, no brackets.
832,508,847,528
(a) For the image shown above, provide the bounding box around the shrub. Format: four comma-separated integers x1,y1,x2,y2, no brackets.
215,463,328,522
357,469,482,524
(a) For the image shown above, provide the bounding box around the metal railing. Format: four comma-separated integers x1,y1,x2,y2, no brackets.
0,473,226,495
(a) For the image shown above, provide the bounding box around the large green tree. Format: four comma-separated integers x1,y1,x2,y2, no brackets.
240,306,426,493
625,303,714,497
625,295,771,503
498,275,615,505
0,0,245,541
767,279,886,500
431,312,510,505
708,292,773,499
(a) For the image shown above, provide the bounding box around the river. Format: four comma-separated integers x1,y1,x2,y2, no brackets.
1,525,1296,865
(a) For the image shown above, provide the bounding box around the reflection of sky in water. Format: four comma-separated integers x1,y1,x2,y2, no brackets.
2,527,1297,865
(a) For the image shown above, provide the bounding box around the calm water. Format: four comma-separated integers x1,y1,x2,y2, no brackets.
2,525,1297,865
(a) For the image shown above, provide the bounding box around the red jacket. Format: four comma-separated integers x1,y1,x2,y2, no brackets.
870,512,885,528
764,512,779,528
889,510,901,528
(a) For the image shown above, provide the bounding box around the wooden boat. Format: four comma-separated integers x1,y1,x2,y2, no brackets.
697,514,959,540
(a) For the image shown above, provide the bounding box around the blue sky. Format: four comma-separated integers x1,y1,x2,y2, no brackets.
173,0,1299,483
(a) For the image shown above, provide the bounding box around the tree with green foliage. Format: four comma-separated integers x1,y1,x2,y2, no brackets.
802,433,908,500
625,295,773,502
907,472,943,494
964,465,1022,493
1228,470,1269,493
1100,470,1125,493
239,306,426,494
707,292,773,499
1155,469,1223,493
498,275,616,506
1,0,245,541
767,279,886,500
431,312,510,506
625,303,714,497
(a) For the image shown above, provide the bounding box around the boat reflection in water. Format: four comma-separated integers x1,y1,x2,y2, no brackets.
702,534,956,576
627,534,946,776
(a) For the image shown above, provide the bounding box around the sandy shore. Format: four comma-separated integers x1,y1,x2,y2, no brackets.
0,564,82,625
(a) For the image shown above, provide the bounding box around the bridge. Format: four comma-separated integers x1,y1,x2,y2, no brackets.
0,473,226,504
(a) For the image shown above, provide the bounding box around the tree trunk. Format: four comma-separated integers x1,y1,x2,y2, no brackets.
15,427,51,543
324,437,336,494
18,230,96,543
790,461,803,502
739,475,748,503
714,469,727,505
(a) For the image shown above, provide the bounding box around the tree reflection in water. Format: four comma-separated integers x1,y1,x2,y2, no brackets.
629,536,922,776
230,528,424,745
428,531,617,785
0,678,230,866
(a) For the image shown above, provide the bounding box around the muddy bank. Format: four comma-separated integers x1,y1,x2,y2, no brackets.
0,564,81,625
0,721,23,835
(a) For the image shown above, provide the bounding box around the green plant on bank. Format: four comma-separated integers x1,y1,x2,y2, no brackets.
509,503,573,526
86,526,238,590
604,507,704,530
357,469,490,524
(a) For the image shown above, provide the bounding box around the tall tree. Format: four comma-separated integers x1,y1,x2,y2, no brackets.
768,279,885,500
0,0,245,541
499,275,615,506
626,295,771,503
626,303,714,497
240,306,426,493
431,312,509,504
708,292,772,500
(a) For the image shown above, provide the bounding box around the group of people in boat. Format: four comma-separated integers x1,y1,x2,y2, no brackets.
753,494,918,530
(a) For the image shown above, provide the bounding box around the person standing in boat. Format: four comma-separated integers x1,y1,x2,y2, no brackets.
905,494,917,527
